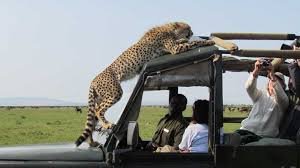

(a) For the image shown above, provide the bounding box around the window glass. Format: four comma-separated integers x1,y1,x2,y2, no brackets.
139,87,209,140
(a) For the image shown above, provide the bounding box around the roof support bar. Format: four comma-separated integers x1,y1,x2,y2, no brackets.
231,50,300,59
211,33,299,40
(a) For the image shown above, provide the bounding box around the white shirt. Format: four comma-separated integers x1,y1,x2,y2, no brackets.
179,123,224,153
179,123,208,152
241,74,289,137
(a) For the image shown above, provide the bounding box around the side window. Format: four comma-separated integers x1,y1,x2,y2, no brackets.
178,86,209,118
139,90,169,140
106,77,139,124
138,87,209,140
178,87,209,103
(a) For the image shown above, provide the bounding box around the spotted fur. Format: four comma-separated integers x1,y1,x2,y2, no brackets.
75,22,215,147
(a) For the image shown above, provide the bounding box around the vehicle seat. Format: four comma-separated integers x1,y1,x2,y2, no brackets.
223,133,241,146
245,138,296,146
127,121,140,148
278,103,296,139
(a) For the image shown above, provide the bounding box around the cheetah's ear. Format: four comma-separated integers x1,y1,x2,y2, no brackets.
173,22,182,28
173,22,189,29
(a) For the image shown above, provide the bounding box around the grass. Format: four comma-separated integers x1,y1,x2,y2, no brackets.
0,107,86,146
0,106,247,146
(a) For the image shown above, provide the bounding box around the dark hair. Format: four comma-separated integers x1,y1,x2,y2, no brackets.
177,94,187,105
171,94,187,105
192,99,209,124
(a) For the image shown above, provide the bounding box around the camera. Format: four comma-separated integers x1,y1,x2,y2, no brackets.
280,40,300,50
260,58,271,67
281,43,293,50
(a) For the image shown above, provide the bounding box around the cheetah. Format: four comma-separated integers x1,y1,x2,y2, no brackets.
75,22,215,147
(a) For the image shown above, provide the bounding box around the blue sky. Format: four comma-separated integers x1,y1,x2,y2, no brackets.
0,0,299,105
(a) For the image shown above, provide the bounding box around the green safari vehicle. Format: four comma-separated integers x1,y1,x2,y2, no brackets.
1,33,300,168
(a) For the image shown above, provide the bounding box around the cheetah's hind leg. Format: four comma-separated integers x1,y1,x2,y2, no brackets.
96,98,121,130
95,85,123,130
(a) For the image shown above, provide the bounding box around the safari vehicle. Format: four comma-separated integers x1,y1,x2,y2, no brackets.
0,33,300,168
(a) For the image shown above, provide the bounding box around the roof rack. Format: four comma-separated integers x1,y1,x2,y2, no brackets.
199,32,300,59
211,32,299,40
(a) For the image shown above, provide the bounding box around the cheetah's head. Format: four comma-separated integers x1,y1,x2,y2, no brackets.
171,22,193,40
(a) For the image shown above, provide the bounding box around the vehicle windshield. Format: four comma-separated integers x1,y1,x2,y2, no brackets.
93,77,139,145
105,77,139,124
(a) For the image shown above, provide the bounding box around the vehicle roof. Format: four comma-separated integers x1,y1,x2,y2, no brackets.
142,46,219,90
143,46,219,73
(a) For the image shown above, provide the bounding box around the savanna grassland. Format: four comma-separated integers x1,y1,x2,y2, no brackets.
0,106,248,146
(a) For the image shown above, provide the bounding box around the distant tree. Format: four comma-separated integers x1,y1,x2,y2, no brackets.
6,106,13,110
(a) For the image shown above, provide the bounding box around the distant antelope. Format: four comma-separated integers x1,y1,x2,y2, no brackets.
238,107,250,113
227,107,235,112
75,106,82,114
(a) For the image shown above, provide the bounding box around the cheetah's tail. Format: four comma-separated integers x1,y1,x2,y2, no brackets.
75,87,96,147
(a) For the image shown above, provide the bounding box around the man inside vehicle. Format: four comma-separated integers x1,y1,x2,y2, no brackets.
146,94,188,152
237,59,289,144
280,44,300,142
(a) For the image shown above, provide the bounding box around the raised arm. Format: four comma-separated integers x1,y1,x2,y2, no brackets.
245,60,262,102
292,46,300,97
268,71,289,111
274,81,289,111
178,127,192,151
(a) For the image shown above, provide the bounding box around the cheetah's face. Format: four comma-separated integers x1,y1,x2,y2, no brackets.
173,22,194,40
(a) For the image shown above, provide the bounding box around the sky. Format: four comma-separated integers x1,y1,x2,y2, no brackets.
0,0,299,106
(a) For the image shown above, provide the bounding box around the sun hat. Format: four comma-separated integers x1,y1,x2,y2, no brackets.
274,72,285,82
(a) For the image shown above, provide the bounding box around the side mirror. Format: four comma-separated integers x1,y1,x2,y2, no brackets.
127,121,139,147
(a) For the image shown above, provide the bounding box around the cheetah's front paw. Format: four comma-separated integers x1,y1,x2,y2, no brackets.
205,40,215,46
101,122,113,130
192,40,215,48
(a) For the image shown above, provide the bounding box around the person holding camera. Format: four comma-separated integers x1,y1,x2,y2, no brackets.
239,59,289,139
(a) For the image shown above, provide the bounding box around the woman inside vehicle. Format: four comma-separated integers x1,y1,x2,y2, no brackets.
179,99,210,153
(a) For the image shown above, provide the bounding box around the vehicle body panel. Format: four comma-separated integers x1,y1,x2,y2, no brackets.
119,152,214,168
216,145,299,168
0,143,107,168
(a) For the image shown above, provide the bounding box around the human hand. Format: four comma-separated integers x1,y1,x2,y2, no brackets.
145,142,157,151
293,45,300,67
296,60,300,67
253,59,263,78
179,149,190,153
